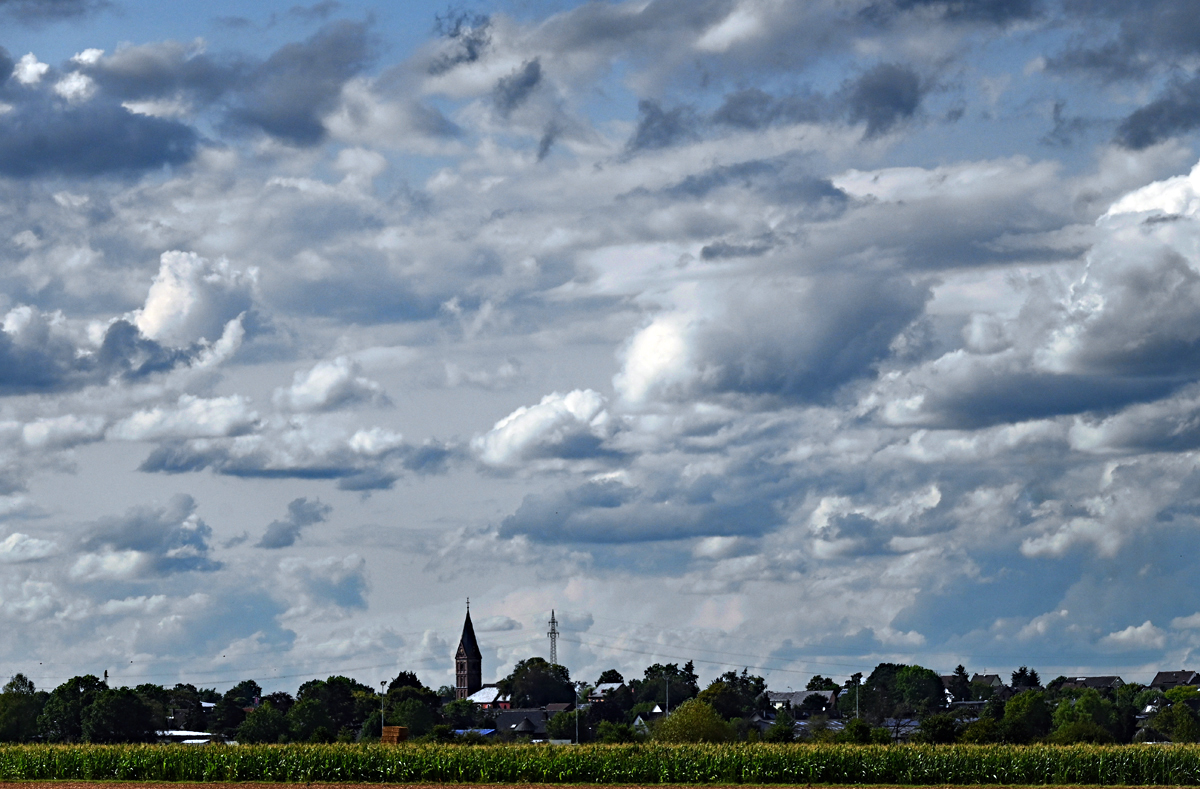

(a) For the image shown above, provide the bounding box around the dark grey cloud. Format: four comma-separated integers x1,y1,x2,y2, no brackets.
712,87,823,130
891,0,1039,24
0,317,200,396
1114,75,1200,150
87,41,247,106
499,477,784,544
845,63,924,137
626,99,699,153
493,59,541,117
428,9,491,74
256,497,332,548
0,98,196,177
1052,0,1200,81
229,20,373,145
138,436,457,491
0,0,102,22
79,494,221,576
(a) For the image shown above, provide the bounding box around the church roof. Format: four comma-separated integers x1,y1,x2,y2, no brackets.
458,608,482,660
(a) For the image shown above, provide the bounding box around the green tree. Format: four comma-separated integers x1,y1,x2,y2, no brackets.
947,665,971,703
631,662,699,710
696,669,766,720
500,657,574,708
807,675,840,691
652,699,733,743
597,669,624,685
546,709,584,741
894,665,945,716
1052,688,1116,738
211,680,261,737
441,698,481,728
840,717,874,744
596,719,639,743
287,697,334,742
389,697,435,737
297,676,375,733
763,706,795,743
236,700,288,743
1010,666,1041,689
37,675,106,743
1151,702,1200,743
999,689,1051,743
80,687,157,743
915,713,960,744
0,674,46,743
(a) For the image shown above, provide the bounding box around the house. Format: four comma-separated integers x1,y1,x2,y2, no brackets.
494,708,552,737
466,685,511,709
971,674,1004,688
157,729,223,745
1060,676,1124,692
546,702,575,714
589,682,624,702
1150,671,1199,691
767,689,838,715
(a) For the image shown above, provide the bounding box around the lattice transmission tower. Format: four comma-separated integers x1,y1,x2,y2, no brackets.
547,609,560,666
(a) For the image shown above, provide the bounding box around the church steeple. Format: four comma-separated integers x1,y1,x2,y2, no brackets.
455,600,482,699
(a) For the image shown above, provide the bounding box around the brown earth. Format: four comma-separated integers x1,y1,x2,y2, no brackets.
0,784,1192,789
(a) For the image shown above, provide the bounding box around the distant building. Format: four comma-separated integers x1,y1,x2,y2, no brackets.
971,674,1004,688
1060,676,1124,691
589,682,624,702
1150,671,1199,691
467,685,510,709
455,603,483,700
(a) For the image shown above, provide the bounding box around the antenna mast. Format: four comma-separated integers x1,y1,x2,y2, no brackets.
547,609,559,666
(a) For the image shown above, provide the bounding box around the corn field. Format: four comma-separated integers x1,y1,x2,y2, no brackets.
2,743,1200,784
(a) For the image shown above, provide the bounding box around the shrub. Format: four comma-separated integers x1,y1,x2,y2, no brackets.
1049,720,1117,744
915,713,960,744
652,699,733,743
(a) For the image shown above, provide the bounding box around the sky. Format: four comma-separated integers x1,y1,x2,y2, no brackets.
3,0,1200,697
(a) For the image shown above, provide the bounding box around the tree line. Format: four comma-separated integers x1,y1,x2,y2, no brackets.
1,658,1196,744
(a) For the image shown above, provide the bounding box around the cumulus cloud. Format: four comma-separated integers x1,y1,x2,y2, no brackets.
133,251,256,347
74,494,220,579
0,532,56,563
273,356,389,412
1099,620,1167,651
257,497,332,549
473,389,616,468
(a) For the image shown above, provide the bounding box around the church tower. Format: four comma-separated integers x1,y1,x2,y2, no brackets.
455,601,482,700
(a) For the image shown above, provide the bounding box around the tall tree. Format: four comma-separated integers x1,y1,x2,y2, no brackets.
1011,666,1041,688
948,665,971,703
500,657,574,707
37,675,106,743
0,674,46,743
81,687,157,743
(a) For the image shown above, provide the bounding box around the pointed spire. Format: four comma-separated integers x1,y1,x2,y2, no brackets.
458,601,481,660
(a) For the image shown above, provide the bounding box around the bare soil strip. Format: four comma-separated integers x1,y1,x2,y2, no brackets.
0,784,1193,789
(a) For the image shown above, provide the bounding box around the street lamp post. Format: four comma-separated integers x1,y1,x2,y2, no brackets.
379,681,387,734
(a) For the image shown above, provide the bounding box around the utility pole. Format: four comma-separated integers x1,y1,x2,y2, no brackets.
547,610,559,666
665,676,669,715
380,680,387,731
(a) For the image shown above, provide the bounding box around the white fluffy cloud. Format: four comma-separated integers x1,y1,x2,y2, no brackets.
473,389,615,467
273,356,389,412
133,251,256,347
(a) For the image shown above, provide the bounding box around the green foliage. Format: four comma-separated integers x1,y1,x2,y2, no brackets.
597,669,624,684
10,742,1200,783
236,701,288,744
389,697,435,738
287,698,334,743
296,676,376,733
80,688,157,743
1011,666,1041,688
632,662,699,709
500,657,574,708
211,680,261,737
652,699,733,743
960,717,999,744
807,675,840,691
0,675,45,743
1000,690,1052,744
441,699,482,728
1048,720,1117,744
762,707,794,743
915,713,960,744
841,718,873,744
1153,701,1200,743
37,675,106,743
1052,688,1116,738
546,709,583,741
894,665,945,716
595,719,639,743
1166,686,1200,704
695,670,766,720
947,665,971,703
